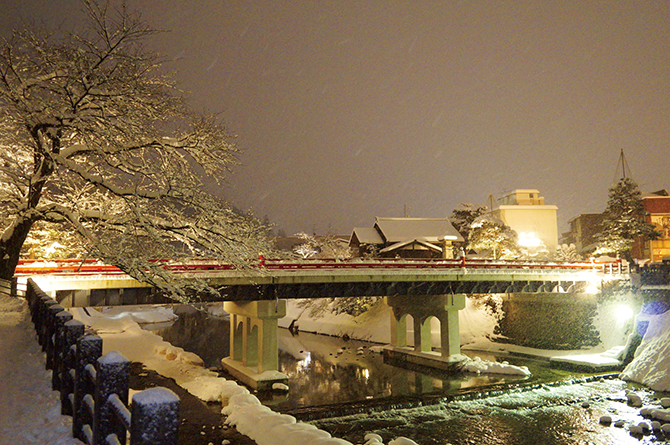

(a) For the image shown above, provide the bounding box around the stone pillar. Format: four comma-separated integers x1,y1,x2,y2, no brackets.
384,294,466,371
417,315,432,353
439,305,461,357
390,308,407,348
221,300,287,390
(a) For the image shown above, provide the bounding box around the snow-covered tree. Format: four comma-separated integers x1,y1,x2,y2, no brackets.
292,233,351,260
467,215,519,259
553,243,582,262
0,1,271,300
449,203,488,243
295,296,381,319
595,177,659,258
21,221,87,259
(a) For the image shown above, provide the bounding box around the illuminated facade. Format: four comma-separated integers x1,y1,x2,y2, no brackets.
633,190,670,262
491,189,559,252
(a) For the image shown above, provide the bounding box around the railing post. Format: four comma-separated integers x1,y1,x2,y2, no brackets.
25,279,36,307
61,320,85,416
73,334,103,442
37,297,58,348
52,310,74,390
94,351,129,445
45,304,65,370
130,388,180,445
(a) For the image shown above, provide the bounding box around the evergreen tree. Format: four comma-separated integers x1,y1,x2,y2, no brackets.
595,177,659,258
449,203,488,244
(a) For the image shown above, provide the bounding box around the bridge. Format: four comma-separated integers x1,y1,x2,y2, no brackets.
17,258,627,389
17,257,624,298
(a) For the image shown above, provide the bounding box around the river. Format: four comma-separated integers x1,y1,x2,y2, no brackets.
147,304,667,444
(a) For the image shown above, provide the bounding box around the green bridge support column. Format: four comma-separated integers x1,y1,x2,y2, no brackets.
221,300,288,390
384,294,467,371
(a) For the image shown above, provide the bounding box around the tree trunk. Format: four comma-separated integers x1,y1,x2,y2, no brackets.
0,217,36,280
0,129,55,279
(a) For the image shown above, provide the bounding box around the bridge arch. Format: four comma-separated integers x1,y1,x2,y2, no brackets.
387,294,465,359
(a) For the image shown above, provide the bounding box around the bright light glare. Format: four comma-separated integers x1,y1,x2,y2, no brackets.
296,352,311,373
615,305,634,322
518,232,541,248
45,242,64,256
585,280,599,294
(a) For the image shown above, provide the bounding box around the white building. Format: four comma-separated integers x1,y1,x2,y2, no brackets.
491,189,559,252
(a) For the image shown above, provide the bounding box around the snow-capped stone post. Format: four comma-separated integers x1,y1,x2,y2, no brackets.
130,388,180,445
60,319,85,416
52,310,74,390
73,334,103,442
37,297,59,349
95,351,130,445
45,303,66,371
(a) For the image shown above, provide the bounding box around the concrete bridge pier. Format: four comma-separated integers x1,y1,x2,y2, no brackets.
384,294,467,371
221,300,288,390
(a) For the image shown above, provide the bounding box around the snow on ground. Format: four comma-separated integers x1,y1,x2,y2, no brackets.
458,355,530,376
621,309,670,391
0,295,83,445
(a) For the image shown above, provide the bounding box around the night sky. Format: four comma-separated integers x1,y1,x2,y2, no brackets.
3,1,669,236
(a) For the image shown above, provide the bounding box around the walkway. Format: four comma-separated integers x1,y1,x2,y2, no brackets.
0,294,82,445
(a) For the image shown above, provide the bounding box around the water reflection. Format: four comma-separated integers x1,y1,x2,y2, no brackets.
149,305,562,413
270,328,526,412
151,304,230,369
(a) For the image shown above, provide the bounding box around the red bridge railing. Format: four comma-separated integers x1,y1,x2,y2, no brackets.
14,257,626,276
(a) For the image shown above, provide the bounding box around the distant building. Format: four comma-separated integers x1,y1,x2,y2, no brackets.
490,189,559,252
349,217,463,259
632,189,670,263
561,213,605,256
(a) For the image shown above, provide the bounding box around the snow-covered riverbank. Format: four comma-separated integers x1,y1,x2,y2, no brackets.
68,305,425,445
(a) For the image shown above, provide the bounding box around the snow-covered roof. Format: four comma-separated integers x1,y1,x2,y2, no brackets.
374,217,464,243
644,189,670,198
350,227,384,245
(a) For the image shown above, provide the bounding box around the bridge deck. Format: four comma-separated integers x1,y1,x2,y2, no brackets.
16,258,625,301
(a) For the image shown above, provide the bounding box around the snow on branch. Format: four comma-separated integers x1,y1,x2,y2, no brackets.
0,1,272,300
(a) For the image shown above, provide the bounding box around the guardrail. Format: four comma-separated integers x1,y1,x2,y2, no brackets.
14,257,627,276
0,277,15,298
25,279,179,445
639,261,670,286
